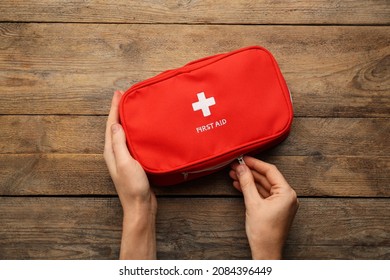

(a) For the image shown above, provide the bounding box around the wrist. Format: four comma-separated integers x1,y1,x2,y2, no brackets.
120,208,156,260
248,237,283,260
251,244,282,260
120,192,157,216
122,201,156,232
122,200,154,216
119,198,157,260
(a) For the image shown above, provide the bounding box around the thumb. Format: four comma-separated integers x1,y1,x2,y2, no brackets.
111,123,134,167
236,164,262,206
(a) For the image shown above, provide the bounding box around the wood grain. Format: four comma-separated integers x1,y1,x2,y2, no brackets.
0,116,388,155
0,154,388,197
0,197,388,259
1,24,389,117
0,0,388,25
0,0,389,262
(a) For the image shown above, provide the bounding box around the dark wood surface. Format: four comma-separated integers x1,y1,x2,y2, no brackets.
0,1,389,259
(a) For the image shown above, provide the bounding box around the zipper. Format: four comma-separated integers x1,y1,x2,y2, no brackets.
237,155,245,165
123,47,261,98
182,155,244,181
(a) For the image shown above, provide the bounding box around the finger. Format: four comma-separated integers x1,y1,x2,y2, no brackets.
232,161,272,191
229,169,238,181
105,91,123,149
104,91,123,174
106,90,123,130
252,170,272,191
230,167,242,192
255,182,270,199
111,123,133,171
234,164,263,206
232,170,270,198
244,156,289,187
232,180,242,192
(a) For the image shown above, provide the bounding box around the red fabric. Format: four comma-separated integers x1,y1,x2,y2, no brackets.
120,46,293,185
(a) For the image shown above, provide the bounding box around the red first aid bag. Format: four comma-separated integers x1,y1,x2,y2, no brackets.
119,46,293,186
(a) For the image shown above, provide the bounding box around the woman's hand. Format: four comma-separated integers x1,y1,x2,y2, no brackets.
104,90,157,259
230,156,298,259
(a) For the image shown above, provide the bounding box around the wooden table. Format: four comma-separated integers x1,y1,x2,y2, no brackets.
0,1,389,259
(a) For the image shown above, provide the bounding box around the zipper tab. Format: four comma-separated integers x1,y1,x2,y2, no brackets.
182,172,189,181
237,155,245,165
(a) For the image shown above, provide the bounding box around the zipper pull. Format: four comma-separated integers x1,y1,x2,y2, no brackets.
182,172,189,181
237,155,245,165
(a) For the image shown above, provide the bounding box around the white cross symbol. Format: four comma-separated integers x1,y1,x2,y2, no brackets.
192,92,216,117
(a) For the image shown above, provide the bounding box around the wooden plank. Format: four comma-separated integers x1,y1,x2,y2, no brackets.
276,118,390,157
0,154,112,196
283,245,390,260
0,197,388,259
0,116,388,156
0,0,388,25
0,115,104,154
1,24,389,117
0,154,389,198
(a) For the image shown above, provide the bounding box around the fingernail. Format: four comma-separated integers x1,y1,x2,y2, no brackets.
111,123,120,133
236,165,246,177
